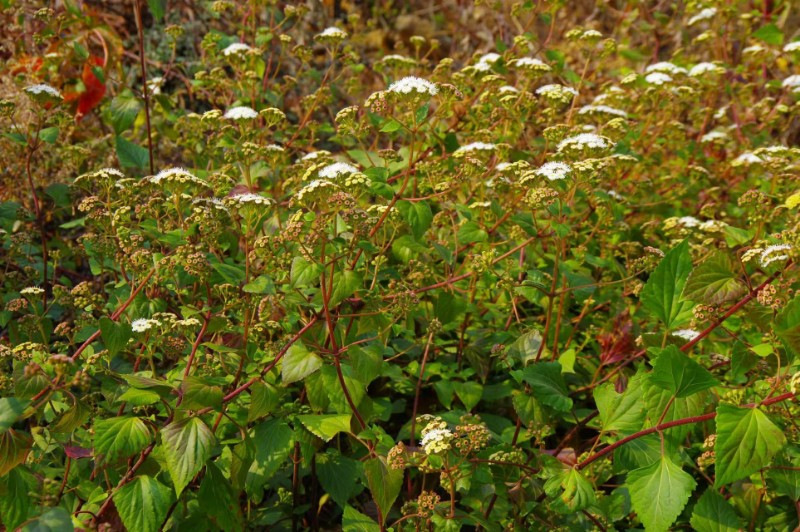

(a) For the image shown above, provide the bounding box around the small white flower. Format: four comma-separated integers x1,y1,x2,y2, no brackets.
295,179,340,203
478,52,501,64
498,85,519,94
732,152,763,166
699,220,727,232
24,83,62,99
319,162,359,179
315,26,348,43
581,29,603,40
577,104,628,118
150,167,206,186
224,106,259,120
222,42,253,56
20,286,45,296
454,142,497,156
673,329,700,341
533,161,572,181
131,318,160,333
229,192,274,206
511,57,551,72
689,62,725,77
300,150,331,161
743,44,765,54
678,216,701,228
265,144,284,152
420,428,453,454
784,41,800,53
98,168,125,179
536,84,578,97
782,75,800,92
645,72,673,85
174,318,202,328
760,244,791,267
557,133,612,152
387,76,438,96
701,130,728,143
688,7,717,26
645,62,688,75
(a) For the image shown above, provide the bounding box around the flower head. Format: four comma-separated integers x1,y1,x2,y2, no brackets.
645,62,688,75
388,76,438,96
533,161,572,181
222,42,253,56
224,106,259,120
420,428,454,454
784,41,800,53
782,75,800,92
315,26,348,43
688,7,717,26
673,329,700,341
577,104,628,118
689,62,725,77
760,244,791,267
20,286,45,296
150,167,207,187
227,192,274,207
557,133,613,153
645,72,673,86
131,318,161,333
318,162,359,179
24,83,62,99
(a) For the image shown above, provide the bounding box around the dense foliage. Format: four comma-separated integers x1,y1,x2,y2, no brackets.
2,0,800,530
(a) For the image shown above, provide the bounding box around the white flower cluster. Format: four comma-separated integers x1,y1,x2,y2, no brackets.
784,41,800,53
645,72,673,86
577,104,628,118
132,318,161,333
532,161,572,181
150,167,207,187
222,42,253,56
701,130,728,143
688,7,717,26
379,54,417,68
295,179,339,204
645,62,688,75
689,62,725,77
535,84,578,103
454,142,497,157
224,106,259,120
316,26,348,42
318,162,359,179
420,428,454,455
782,75,800,92
732,152,763,166
387,76,439,96
498,85,519,94
24,83,62,99
471,52,502,72
760,244,792,267
510,57,552,73
300,150,331,162
20,286,45,296
672,329,700,341
228,192,275,207
557,133,612,152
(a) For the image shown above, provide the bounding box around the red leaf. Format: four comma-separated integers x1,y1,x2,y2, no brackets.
75,56,106,120
64,445,93,459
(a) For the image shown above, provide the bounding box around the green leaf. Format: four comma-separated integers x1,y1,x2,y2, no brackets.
342,505,381,532
0,429,31,476
690,488,743,532
328,270,362,308
146,0,167,21
37,127,59,144
364,457,403,524
397,200,433,240
115,135,150,169
179,377,223,411
0,467,30,529
649,345,718,398
773,295,800,357
453,381,483,411
282,342,323,384
0,398,28,434
752,23,783,45
99,317,132,356
296,414,351,442
640,239,694,328
247,382,280,423
246,419,294,495
714,404,786,487
94,416,151,462
197,462,243,531
112,475,174,532
20,507,74,532
543,467,596,512
379,118,403,133
109,91,142,134
594,372,644,432
628,455,696,532
51,399,91,433
291,256,322,288
683,252,746,305
457,221,488,245
242,275,274,294
117,387,161,406
520,362,573,412
161,417,216,496
316,450,360,508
